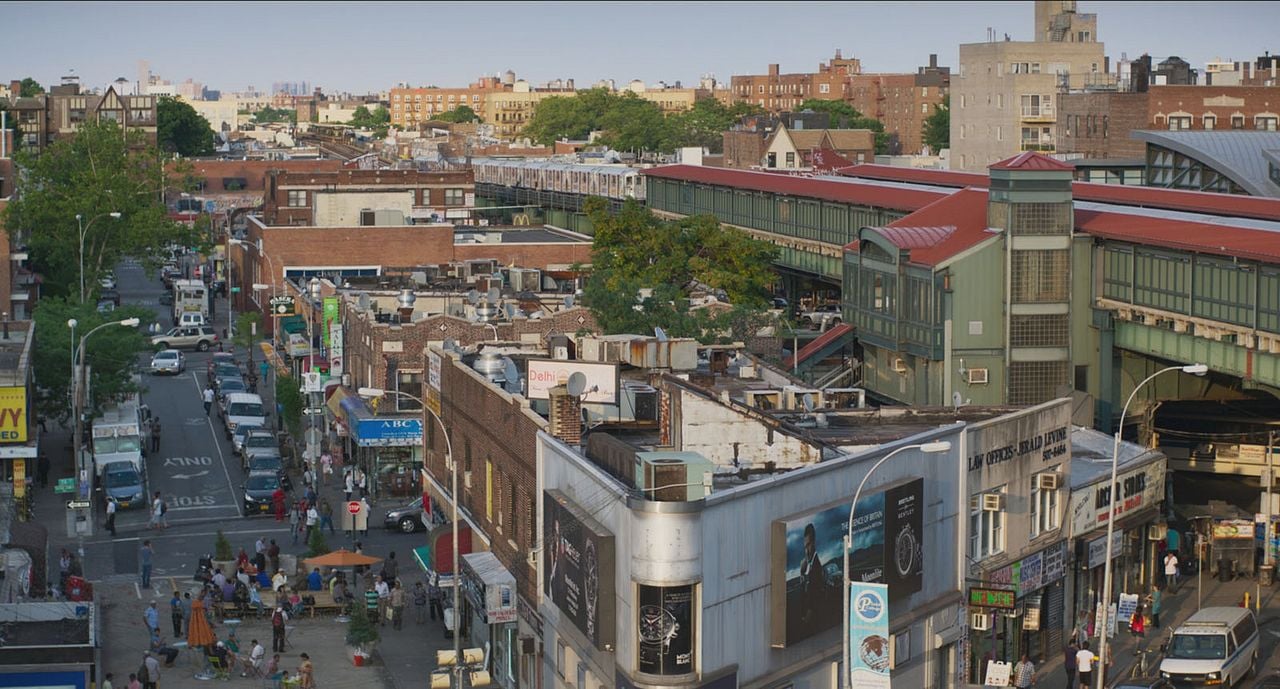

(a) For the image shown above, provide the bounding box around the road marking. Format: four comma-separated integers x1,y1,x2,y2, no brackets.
190,371,242,517
135,581,141,599
84,525,291,546
166,504,225,512
169,470,211,480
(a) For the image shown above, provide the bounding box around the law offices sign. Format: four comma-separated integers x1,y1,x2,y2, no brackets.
1067,460,1166,538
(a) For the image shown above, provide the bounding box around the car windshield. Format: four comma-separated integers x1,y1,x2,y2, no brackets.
94,435,142,454
155,352,179,361
220,379,247,392
249,456,282,471
228,402,265,417
246,474,280,491
235,424,264,440
246,434,275,448
104,467,140,487
1167,633,1226,659
215,365,240,377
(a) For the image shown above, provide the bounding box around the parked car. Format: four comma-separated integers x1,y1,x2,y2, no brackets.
217,379,248,413
242,470,284,516
206,352,236,378
383,496,428,534
102,461,146,509
223,393,267,439
231,420,267,454
239,428,279,461
801,304,842,327
151,326,218,351
211,362,242,385
245,452,291,490
150,349,186,375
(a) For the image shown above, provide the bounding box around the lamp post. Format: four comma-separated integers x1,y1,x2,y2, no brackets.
70,316,141,528
76,211,122,303
1095,363,1208,689
230,238,279,337
358,386,463,687
842,440,952,689
306,278,322,479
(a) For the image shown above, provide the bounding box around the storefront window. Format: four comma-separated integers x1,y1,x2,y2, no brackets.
375,446,423,498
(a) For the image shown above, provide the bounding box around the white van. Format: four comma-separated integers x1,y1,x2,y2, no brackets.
179,312,206,327
223,392,268,439
1160,606,1258,687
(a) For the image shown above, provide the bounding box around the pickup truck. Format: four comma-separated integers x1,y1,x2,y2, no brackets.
801,304,843,327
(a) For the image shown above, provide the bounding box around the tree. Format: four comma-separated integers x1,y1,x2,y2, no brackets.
524,88,677,153
347,106,390,137
796,98,891,155
922,95,950,153
252,106,296,125
668,99,764,153
276,373,304,438
435,105,480,123
31,297,159,424
19,77,43,97
306,526,329,557
2,120,199,301
157,96,216,156
582,198,777,337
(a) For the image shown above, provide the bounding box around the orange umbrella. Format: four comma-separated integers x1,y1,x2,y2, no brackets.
305,548,383,568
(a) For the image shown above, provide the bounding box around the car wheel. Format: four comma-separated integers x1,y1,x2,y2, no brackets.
399,517,418,534
197,341,210,352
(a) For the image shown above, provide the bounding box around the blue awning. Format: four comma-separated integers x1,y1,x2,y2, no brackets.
341,395,422,447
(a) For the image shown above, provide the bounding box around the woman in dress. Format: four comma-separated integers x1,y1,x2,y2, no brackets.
187,590,217,652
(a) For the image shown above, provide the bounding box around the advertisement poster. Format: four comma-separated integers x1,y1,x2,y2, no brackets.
847,582,891,689
637,583,695,676
772,478,923,647
0,386,28,443
544,490,615,650
322,296,339,347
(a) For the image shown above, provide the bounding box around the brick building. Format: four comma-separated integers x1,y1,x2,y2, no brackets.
390,76,509,128
7,78,157,151
172,159,345,212
262,168,476,226
730,51,862,111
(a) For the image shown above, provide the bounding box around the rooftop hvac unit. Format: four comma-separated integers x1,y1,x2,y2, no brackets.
966,367,990,385
634,452,714,502
1035,473,1059,490
782,386,823,411
981,493,1006,512
465,259,497,277
445,262,467,279
621,382,658,422
824,388,867,409
744,390,782,410
509,268,542,293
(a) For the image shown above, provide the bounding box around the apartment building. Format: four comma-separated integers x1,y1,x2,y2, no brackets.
390,76,509,128
1204,52,1280,86
952,0,1106,171
483,83,579,139
7,77,157,151
730,51,862,111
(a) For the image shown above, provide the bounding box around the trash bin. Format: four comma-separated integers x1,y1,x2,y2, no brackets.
1261,564,1276,587
1219,557,1234,583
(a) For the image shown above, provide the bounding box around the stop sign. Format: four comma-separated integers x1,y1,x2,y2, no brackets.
347,501,361,515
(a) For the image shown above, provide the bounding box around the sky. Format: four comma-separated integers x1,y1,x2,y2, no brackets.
3,2,1277,95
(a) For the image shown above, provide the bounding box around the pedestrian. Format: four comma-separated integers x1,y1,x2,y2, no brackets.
141,651,161,689
181,592,193,636
382,551,400,581
355,468,367,498
391,580,406,630
36,452,50,487
1130,602,1146,637
259,360,270,384
1013,653,1036,689
102,673,114,689
267,539,281,574
1063,637,1079,689
375,575,391,627
305,503,319,539
105,497,118,536
413,582,428,625
150,416,161,453
272,487,286,522
319,500,334,535
1148,584,1163,627
271,606,288,653
143,601,160,635
58,548,72,588
428,580,444,621
247,369,259,394
343,470,353,502
170,590,184,637
1164,551,1180,591
127,673,140,689
1076,641,1095,689
289,502,302,545
139,540,154,589
359,496,371,536
203,385,215,415
297,653,315,689
151,492,168,530
363,574,378,623
320,450,332,484
242,639,266,678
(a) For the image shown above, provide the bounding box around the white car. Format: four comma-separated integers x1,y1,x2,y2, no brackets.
150,349,185,375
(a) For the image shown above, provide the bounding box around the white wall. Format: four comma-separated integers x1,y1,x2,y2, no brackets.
313,191,415,227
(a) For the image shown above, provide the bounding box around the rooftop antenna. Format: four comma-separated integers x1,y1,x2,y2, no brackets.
654,326,668,342
502,358,522,395
466,289,480,305
952,391,971,410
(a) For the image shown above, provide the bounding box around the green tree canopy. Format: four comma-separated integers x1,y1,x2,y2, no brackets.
252,106,296,124
435,104,480,123
922,95,950,153
796,98,891,155
348,105,390,136
1,120,199,301
666,99,764,153
157,96,216,156
582,198,777,338
32,297,160,424
19,77,43,97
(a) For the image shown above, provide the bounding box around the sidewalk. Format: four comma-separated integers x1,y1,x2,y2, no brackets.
1026,573,1280,688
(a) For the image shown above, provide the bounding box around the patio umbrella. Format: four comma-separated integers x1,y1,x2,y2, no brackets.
305,548,383,568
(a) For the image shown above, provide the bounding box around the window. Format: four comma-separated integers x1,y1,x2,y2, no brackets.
970,488,1006,561
1203,114,1216,130
1256,115,1278,131
1169,115,1192,131
286,190,307,207
1232,114,1245,129
819,83,830,94
922,103,929,114
444,188,466,205
1030,473,1060,536
785,151,795,167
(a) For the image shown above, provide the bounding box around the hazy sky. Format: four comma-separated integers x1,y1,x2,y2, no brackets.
4,2,1277,94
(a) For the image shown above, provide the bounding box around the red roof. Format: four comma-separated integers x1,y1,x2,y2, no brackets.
989,152,1075,171
838,164,988,188
1074,209,1280,264
854,188,995,267
642,165,943,212
784,323,853,369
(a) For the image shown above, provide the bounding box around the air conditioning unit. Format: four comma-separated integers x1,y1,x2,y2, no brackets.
966,367,990,385
981,493,1006,511
463,470,473,489
744,390,782,410
1035,473,1059,490
892,358,908,374
783,386,823,411
971,613,990,631
824,388,867,409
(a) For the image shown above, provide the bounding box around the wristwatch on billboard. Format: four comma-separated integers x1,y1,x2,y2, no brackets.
894,523,920,577
638,604,680,649
584,540,599,636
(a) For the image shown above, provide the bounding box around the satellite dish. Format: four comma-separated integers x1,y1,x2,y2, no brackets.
801,394,815,412
466,289,480,305
566,371,587,397
443,338,459,353
654,326,668,342
563,295,575,308
486,287,501,304
502,359,521,394
952,391,971,409
356,292,371,311
503,304,518,320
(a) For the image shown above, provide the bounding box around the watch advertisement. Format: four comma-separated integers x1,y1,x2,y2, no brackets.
544,489,616,650
637,583,695,676
883,480,923,596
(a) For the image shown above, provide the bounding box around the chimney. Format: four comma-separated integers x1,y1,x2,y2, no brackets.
9,80,20,96
768,64,780,77
548,385,582,446
930,53,938,69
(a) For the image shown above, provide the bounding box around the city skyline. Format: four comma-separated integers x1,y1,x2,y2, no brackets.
3,1,1276,95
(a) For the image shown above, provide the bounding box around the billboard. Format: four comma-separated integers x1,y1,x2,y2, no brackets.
0,386,28,443
526,359,618,405
426,349,442,416
770,478,923,647
847,582,891,689
544,489,615,649
322,296,339,347
637,583,695,676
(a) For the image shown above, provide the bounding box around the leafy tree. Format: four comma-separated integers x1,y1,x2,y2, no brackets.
252,106,296,124
346,598,380,648
19,77,43,97
2,120,199,301
347,105,390,136
668,99,764,153
796,98,891,155
597,94,673,152
32,297,160,424
157,96,216,156
276,373,304,438
922,95,950,153
307,526,329,557
214,529,234,561
582,198,777,337
435,105,480,123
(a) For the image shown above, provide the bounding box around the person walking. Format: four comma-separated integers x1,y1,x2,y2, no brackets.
150,416,161,453
1164,551,1180,592
382,551,399,582
320,450,332,485
1012,653,1036,689
267,539,281,574
143,601,160,636
181,592,193,636
272,487,287,522
1076,641,1096,689
203,385,215,415
36,452,50,487
289,502,302,545
355,468,367,498
1063,638,1078,689
139,541,154,589
169,590,184,637
1130,602,1146,637
359,496,371,536
343,470,354,502
390,580,406,630
305,503,319,540
270,606,289,653
375,575,391,627
105,497,118,536
151,492,168,530
428,579,444,621
319,500,334,535
1147,584,1163,628
413,582,428,625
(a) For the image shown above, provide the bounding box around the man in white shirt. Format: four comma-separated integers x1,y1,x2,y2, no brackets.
375,577,391,627
1075,641,1095,689
105,497,118,536
305,505,319,540
242,639,266,678
255,537,267,556
1164,551,1180,591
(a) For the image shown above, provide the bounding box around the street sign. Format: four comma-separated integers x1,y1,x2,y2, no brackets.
66,500,92,509
231,287,241,294
347,501,361,515
269,296,295,317
55,478,76,494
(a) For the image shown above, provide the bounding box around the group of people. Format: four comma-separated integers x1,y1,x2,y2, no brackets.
286,495,339,544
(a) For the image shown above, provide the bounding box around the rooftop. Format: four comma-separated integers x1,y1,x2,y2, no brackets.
859,188,998,267
642,164,945,212
1132,129,1280,198
989,151,1076,171
1069,426,1163,490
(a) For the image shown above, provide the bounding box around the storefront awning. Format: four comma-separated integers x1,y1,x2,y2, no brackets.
327,386,351,419
279,315,306,334
340,394,423,447
412,523,474,586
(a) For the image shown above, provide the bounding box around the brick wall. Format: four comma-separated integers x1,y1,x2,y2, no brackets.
1057,91,1150,159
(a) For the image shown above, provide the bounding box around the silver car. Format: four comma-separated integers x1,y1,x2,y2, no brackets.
150,349,185,375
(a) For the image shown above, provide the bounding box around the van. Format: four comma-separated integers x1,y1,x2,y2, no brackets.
1160,606,1258,687
223,392,268,439
285,332,315,359
179,312,206,327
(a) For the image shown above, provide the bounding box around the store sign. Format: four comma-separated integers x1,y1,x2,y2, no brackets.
269,295,295,317
0,386,28,443
1087,530,1125,569
1069,462,1166,537
354,417,423,447
426,350,442,416
967,424,1069,473
847,582,891,689
637,583,695,676
526,359,618,404
544,489,616,650
329,324,344,378
986,540,1068,599
969,587,1016,610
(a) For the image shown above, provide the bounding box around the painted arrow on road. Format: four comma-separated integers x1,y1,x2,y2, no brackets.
170,470,211,480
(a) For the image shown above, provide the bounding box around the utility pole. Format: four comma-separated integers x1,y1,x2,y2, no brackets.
1264,432,1276,589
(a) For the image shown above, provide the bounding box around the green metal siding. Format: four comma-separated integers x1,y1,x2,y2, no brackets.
1114,321,1280,390
1133,248,1191,313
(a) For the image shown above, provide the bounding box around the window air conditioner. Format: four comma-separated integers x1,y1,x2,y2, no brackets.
1036,473,1059,490
982,493,1005,511
966,367,989,385
971,613,990,631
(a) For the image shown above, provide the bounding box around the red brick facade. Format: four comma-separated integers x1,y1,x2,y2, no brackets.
263,168,476,226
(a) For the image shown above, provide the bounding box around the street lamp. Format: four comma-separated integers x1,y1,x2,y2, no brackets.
305,278,322,480
842,439,952,689
358,386,465,687
76,211,122,303
70,316,141,522
1095,363,1207,689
